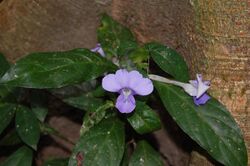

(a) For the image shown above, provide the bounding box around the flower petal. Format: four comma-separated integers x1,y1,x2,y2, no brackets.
196,74,210,98
183,83,198,96
193,93,211,106
132,78,154,96
91,43,105,57
115,94,136,113
115,69,129,88
128,70,143,90
102,74,121,92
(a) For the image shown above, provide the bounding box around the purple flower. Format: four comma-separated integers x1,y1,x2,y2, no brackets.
102,69,153,113
91,43,105,57
189,74,211,105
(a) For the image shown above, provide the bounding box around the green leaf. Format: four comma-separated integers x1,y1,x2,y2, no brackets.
145,42,189,82
0,49,117,88
155,82,247,166
42,158,68,166
0,53,10,77
15,106,40,150
0,103,16,135
30,91,48,122
0,129,22,146
63,94,104,112
129,141,163,166
0,53,19,102
79,101,114,135
69,117,125,166
127,101,161,134
0,146,33,166
97,14,137,57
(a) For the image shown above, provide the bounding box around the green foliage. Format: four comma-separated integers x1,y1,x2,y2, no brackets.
145,42,189,82
15,106,40,150
0,53,10,77
30,91,48,122
0,146,33,166
127,101,161,134
0,129,21,146
0,49,116,88
69,117,125,166
0,14,247,166
97,14,137,58
129,141,163,166
0,103,16,135
63,94,104,111
155,82,247,166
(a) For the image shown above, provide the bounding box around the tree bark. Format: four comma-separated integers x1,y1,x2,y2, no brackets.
0,0,249,165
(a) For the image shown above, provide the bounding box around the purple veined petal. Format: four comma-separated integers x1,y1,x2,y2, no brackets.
115,69,129,88
102,74,122,92
128,70,143,90
193,93,211,106
132,78,154,96
115,93,136,113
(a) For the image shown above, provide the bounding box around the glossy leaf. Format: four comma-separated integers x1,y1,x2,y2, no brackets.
0,53,15,102
63,94,104,112
155,82,247,166
43,158,68,166
0,103,16,135
0,53,10,77
69,117,125,166
0,146,33,166
145,42,189,82
0,49,116,88
0,129,22,146
127,101,161,134
80,101,114,135
97,14,137,57
129,141,163,166
15,106,40,150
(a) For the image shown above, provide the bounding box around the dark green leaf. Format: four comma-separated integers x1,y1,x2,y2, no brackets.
0,53,17,103
0,129,22,146
79,101,114,135
15,106,40,150
0,49,117,88
63,94,104,112
42,158,68,166
0,103,16,135
145,42,189,82
97,14,137,57
127,101,161,134
120,144,131,166
50,80,98,98
129,141,163,166
128,47,149,70
0,146,33,166
69,117,125,166
155,82,247,166
30,91,48,122
0,53,10,77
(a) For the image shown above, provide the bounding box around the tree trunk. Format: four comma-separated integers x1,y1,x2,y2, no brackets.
0,0,249,165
